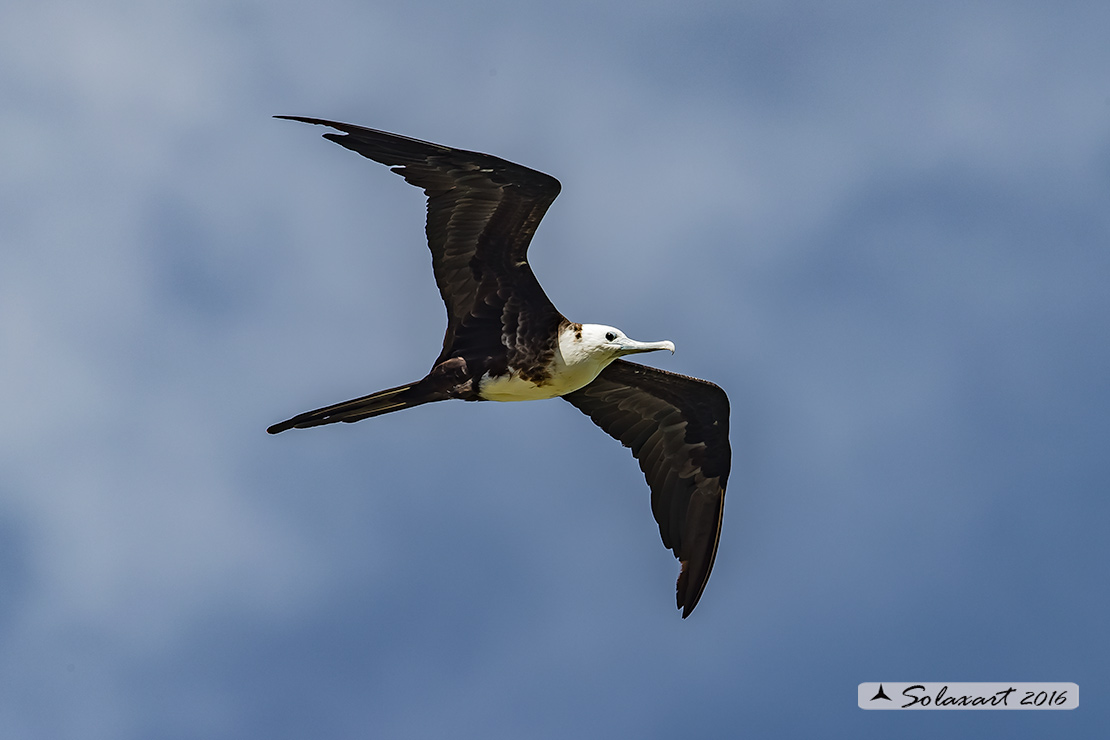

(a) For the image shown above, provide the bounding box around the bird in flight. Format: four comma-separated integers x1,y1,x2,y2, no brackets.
268,117,731,617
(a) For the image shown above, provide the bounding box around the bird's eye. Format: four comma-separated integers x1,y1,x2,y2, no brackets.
605,331,617,341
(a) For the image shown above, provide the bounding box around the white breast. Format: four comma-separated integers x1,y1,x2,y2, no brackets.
478,372,567,402
478,327,609,402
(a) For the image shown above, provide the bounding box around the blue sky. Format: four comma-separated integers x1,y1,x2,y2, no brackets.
2,1,1108,737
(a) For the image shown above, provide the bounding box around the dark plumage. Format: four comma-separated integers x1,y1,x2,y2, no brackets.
564,361,730,616
268,117,731,617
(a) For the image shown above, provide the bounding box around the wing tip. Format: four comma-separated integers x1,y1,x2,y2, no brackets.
274,114,326,125
676,560,704,619
675,488,726,619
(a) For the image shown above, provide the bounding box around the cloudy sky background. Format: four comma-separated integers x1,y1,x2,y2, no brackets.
3,1,1108,737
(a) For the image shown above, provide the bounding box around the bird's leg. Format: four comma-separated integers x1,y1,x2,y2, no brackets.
425,356,477,400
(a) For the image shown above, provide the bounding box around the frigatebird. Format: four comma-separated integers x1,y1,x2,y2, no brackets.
268,117,731,617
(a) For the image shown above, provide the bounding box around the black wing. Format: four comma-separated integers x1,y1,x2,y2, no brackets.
276,116,566,368
563,360,731,618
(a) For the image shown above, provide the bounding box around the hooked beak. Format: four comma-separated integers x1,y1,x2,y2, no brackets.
615,338,676,356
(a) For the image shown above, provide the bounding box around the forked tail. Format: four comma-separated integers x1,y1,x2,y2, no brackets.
267,381,428,434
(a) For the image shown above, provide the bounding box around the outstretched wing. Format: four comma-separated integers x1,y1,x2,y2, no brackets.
276,116,565,366
563,360,731,618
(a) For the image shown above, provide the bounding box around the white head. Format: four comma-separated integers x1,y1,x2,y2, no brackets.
542,323,675,396
575,323,676,362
